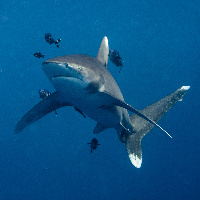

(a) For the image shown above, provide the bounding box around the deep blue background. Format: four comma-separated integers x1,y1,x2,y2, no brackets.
0,0,199,199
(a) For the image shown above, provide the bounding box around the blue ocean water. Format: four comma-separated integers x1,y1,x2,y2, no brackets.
0,0,199,199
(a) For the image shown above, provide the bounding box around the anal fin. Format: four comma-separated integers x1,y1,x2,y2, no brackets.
93,123,107,134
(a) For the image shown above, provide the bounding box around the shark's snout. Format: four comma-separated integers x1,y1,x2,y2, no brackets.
42,61,69,80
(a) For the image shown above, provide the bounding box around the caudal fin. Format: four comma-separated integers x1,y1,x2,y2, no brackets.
125,86,190,168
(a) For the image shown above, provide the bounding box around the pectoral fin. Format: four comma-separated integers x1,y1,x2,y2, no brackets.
15,92,71,134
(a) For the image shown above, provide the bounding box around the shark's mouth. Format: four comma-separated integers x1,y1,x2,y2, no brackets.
51,75,85,85
52,75,70,79
52,75,81,80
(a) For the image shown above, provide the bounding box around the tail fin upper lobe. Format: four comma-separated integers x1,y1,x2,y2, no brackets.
125,86,190,168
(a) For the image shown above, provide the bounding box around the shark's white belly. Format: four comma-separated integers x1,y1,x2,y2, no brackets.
77,95,122,128
51,77,122,129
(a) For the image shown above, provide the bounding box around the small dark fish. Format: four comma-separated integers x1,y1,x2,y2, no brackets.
55,38,61,48
88,138,100,153
109,49,123,73
39,89,51,99
45,33,61,48
45,33,55,44
39,89,58,116
34,52,45,58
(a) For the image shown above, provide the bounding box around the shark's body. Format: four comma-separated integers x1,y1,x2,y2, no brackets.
15,37,190,168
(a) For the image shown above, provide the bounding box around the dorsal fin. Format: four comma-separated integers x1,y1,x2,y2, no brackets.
96,36,109,67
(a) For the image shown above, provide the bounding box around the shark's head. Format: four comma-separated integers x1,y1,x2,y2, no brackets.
43,55,92,82
42,54,107,96
42,37,110,96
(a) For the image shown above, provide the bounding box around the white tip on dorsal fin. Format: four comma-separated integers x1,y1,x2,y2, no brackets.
96,36,109,67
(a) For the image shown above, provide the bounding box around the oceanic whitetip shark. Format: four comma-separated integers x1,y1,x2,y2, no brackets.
15,36,190,168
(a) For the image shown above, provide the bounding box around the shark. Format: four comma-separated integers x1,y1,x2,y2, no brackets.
15,36,190,168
